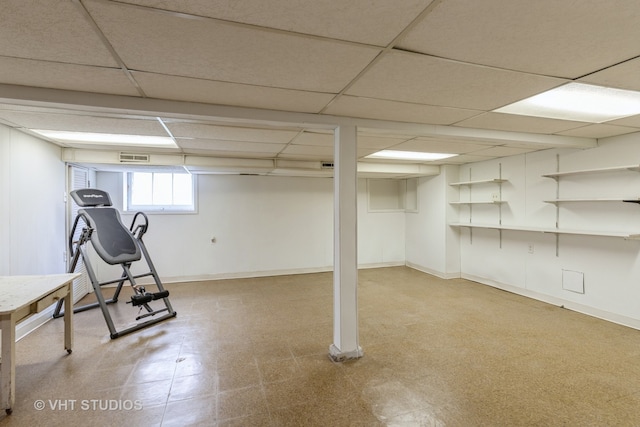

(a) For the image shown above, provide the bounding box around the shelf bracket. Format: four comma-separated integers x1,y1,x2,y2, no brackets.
554,154,560,257
498,163,503,249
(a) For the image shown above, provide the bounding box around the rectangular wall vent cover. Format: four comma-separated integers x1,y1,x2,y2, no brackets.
119,152,150,163
562,269,585,294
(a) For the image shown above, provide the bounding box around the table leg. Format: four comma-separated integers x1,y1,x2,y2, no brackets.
0,313,16,414
63,284,73,354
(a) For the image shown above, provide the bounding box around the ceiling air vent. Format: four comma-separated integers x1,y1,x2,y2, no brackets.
321,162,334,169
119,152,150,163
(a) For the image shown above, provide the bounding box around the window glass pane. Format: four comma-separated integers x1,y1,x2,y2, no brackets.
126,171,195,212
173,174,193,205
131,172,152,205
152,173,173,205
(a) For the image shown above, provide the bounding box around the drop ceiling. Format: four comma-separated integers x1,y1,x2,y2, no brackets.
1,0,640,177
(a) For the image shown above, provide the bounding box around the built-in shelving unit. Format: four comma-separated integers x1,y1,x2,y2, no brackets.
449,168,507,212
541,160,640,253
450,160,640,253
449,164,507,245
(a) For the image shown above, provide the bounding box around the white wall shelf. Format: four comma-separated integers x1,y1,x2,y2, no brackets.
449,178,507,186
543,198,635,204
539,157,640,254
450,200,506,205
449,164,507,246
449,222,636,239
542,164,640,180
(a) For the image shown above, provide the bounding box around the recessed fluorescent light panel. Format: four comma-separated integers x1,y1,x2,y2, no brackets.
31,130,177,147
366,150,457,161
495,83,640,123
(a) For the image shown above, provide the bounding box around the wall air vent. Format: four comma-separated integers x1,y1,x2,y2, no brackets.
119,152,150,163
321,162,334,169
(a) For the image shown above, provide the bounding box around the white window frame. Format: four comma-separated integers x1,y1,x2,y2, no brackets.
124,171,197,213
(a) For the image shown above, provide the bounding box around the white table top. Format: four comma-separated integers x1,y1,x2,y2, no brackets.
0,274,79,315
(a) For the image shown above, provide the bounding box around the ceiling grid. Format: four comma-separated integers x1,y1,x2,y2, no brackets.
0,0,639,176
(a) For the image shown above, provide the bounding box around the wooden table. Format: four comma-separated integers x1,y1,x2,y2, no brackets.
0,274,78,415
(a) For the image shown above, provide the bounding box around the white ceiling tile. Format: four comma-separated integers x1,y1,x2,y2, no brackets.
117,0,434,46
357,148,384,158
0,0,117,66
277,153,331,161
281,145,334,157
436,154,495,164
1,0,632,170
133,72,335,114
176,138,285,154
291,131,334,147
166,123,298,143
85,0,381,92
346,51,567,110
360,156,433,165
62,142,181,153
606,114,640,129
556,124,639,139
357,135,409,150
324,95,481,125
76,163,187,174
283,131,409,151
398,0,640,79
280,146,390,160
181,148,276,158
500,141,566,150
469,146,536,157
277,149,376,161
392,138,493,154
454,112,588,134
0,57,139,96
358,129,418,140
579,57,640,92
0,111,166,135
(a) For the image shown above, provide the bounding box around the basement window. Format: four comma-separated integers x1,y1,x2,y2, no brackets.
124,171,196,213
367,178,418,213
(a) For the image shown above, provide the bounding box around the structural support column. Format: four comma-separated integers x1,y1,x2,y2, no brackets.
329,124,363,362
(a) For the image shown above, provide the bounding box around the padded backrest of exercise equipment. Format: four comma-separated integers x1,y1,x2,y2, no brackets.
79,207,141,265
80,207,141,265
70,188,141,264
70,189,112,207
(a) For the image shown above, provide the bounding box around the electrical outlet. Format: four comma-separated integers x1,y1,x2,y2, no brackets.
491,192,500,202
528,243,534,254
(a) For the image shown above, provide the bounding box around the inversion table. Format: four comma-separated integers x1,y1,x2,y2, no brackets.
54,189,176,338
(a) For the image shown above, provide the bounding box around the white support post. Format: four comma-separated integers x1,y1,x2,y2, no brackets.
329,124,363,362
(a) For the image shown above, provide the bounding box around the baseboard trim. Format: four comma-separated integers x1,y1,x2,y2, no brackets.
462,273,640,331
405,262,460,279
143,262,406,285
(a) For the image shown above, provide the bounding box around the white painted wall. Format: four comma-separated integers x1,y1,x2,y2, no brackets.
405,165,460,278
95,172,406,282
0,124,66,275
359,180,406,267
451,133,640,328
6,118,640,331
